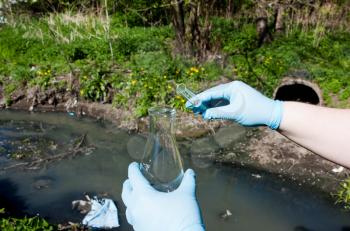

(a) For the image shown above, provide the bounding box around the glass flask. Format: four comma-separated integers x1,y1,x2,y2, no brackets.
140,106,184,192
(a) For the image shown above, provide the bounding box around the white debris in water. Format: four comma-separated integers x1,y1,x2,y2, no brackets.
72,195,120,229
72,199,91,214
82,197,119,229
332,166,344,173
251,173,262,179
220,209,232,219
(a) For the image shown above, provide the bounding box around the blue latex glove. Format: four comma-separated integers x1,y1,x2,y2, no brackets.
186,81,283,129
121,162,205,231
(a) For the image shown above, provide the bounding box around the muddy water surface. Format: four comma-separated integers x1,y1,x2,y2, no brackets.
0,110,349,231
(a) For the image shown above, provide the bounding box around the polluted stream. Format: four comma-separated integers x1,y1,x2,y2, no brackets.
0,110,349,231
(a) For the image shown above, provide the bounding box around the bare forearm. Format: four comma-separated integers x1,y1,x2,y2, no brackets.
279,102,350,168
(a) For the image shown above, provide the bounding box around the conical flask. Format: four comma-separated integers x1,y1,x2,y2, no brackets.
140,106,184,192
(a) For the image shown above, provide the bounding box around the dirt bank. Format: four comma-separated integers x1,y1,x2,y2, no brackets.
2,86,227,138
217,125,348,194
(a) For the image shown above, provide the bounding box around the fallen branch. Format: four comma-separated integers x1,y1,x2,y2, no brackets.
2,134,95,171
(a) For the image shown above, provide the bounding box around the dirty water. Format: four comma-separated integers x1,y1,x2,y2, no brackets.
0,110,349,231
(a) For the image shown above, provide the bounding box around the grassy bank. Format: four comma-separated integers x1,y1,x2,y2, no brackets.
0,12,349,116
0,12,224,115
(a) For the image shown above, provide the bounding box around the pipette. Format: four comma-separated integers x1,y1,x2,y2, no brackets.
176,83,230,111
176,83,245,119
176,84,200,107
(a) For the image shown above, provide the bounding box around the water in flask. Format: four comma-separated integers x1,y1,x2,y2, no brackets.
140,106,184,192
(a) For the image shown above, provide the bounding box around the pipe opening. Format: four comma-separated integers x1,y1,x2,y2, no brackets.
274,83,320,105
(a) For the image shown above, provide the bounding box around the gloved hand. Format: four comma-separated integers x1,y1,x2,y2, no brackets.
121,162,205,231
186,81,283,129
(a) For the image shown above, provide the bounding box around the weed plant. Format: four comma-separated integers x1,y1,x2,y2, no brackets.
0,208,54,231
334,178,350,210
0,12,349,116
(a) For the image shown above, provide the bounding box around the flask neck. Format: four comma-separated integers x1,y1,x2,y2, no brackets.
148,107,176,134
149,114,175,134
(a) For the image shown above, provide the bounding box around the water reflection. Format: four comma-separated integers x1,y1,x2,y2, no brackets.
0,110,349,231
0,178,27,217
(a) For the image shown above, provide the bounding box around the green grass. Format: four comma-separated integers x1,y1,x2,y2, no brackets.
0,13,349,117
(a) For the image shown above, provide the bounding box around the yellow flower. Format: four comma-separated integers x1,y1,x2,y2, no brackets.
167,85,172,89
164,75,167,79
190,67,199,73
181,99,185,103
131,80,137,85
80,89,85,95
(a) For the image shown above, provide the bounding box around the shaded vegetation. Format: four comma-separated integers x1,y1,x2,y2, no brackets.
0,0,349,115
0,214,54,231
334,178,350,211
217,19,350,106
0,181,54,230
